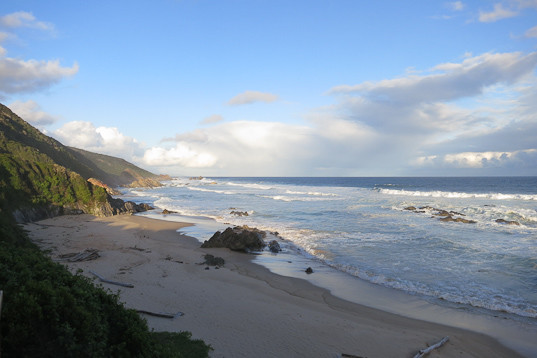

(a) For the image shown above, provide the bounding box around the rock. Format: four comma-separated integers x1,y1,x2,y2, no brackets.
305,267,313,274
88,198,153,217
495,219,520,226
404,206,417,211
203,254,225,266
439,216,476,224
88,178,122,195
268,240,281,253
434,209,451,217
201,226,267,252
124,177,164,188
230,210,249,216
162,208,177,215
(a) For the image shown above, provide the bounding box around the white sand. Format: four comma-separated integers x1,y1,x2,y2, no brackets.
25,214,525,358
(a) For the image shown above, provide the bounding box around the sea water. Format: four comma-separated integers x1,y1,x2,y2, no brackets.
124,177,537,321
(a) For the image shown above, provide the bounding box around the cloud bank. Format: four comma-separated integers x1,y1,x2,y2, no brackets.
53,121,145,160
41,50,537,176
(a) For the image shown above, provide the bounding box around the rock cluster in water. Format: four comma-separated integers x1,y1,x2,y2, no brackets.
404,206,521,226
230,210,249,216
404,206,476,224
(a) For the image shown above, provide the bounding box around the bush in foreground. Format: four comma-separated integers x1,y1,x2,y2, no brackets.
0,221,211,358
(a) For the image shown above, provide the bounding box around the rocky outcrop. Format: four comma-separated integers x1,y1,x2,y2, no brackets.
230,210,249,216
201,226,266,252
438,216,476,224
162,208,177,215
404,206,476,224
13,198,153,223
86,198,153,217
124,177,164,188
202,254,225,266
495,219,520,225
13,205,73,223
268,240,281,253
88,178,122,195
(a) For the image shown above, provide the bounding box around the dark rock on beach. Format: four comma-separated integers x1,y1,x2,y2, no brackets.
203,254,225,266
268,240,281,253
305,267,313,274
201,226,267,252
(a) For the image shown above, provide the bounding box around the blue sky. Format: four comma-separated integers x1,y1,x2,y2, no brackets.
1,0,537,176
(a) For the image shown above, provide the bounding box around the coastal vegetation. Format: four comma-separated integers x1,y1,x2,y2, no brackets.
0,103,211,357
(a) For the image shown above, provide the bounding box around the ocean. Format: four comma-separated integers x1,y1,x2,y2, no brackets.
124,176,537,321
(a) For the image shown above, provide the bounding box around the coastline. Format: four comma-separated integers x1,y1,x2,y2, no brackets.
25,213,530,358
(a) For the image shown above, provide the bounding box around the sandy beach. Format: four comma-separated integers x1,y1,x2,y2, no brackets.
25,213,526,358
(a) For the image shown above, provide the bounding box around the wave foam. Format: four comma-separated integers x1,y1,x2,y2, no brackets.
379,188,537,201
285,190,338,197
226,182,274,190
187,186,235,195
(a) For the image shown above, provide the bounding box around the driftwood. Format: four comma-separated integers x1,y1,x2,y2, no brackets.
136,310,184,318
413,336,449,358
89,271,134,288
58,249,100,262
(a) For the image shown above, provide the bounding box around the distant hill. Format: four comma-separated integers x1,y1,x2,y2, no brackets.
0,102,156,223
68,147,170,187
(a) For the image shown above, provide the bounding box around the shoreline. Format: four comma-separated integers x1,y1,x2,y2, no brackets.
25,213,532,357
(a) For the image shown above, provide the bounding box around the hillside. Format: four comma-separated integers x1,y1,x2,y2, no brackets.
69,146,170,187
0,103,154,222
0,103,165,189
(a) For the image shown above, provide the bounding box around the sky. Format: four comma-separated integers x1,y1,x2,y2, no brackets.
1,0,537,176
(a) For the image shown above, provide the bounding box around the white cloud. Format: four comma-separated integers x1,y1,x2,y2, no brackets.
478,3,518,22
329,52,537,104
323,51,537,175
227,90,279,105
200,114,224,125
142,144,217,168
448,1,465,11
0,57,79,95
8,100,58,125
0,11,54,31
525,25,537,38
53,121,144,159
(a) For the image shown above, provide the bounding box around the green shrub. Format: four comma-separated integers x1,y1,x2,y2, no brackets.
0,223,212,357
